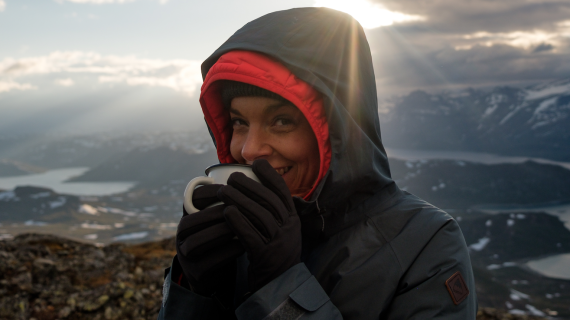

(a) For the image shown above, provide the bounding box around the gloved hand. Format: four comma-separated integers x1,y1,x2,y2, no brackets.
176,184,245,297
218,159,302,293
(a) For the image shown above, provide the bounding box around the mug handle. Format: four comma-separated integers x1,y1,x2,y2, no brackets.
183,176,216,214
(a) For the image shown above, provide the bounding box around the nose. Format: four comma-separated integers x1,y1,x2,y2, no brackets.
241,126,273,163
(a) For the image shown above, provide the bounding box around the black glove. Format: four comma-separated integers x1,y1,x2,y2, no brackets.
218,159,302,293
176,184,245,297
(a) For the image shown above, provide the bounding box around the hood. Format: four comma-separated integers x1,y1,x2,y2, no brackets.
200,7,396,236
200,51,331,200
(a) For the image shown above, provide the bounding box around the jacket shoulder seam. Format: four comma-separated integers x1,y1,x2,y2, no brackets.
365,215,405,274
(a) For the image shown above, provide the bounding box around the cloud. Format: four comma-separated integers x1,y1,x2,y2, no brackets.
0,51,202,95
377,0,570,33
55,78,75,87
61,0,135,3
360,0,570,97
0,51,205,134
533,43,554,53
314,0,424,29
0,80,36,93
55,0,168,4
370,28,570,97
0,0,5,12
370,1,570,51
459,26,570,51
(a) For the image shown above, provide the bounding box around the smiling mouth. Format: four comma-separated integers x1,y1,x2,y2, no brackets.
275,166,292,176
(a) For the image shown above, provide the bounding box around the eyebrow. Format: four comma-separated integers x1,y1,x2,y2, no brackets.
229,101,295,117
229,108,243,116
264,101,294,115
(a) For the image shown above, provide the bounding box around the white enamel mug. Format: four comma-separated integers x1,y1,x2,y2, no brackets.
183,164,260,214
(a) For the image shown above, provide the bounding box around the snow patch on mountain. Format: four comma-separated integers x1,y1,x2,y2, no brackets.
482,93,506,118
526,81,570,100
534,97,558,115
510,289,530,301
499,103,526,125
30,192,52,199
49,196,67,209
470,237,490,251
0,191,17,201
80,222,112,230
78,204,99,215
528,96,570,129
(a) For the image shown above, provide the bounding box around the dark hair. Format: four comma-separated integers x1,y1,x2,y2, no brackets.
221,80,290,109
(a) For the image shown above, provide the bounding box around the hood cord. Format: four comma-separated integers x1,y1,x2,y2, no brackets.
316,199,325,232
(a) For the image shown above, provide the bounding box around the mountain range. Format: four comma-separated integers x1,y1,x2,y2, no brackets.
380,79,570,161
68,147,570,210
2,78,570,318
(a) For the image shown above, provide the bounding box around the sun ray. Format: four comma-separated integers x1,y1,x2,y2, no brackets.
314,0,424,29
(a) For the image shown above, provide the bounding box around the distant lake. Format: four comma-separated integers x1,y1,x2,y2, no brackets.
386,148,570,170
527,254,570,280
386,149,570,281
477,202,570,280
0,167,136,196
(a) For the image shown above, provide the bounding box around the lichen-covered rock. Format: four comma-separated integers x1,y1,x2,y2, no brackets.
477,307,547,320
0,233,174,320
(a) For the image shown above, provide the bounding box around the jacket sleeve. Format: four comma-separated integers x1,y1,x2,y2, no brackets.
235,263,343,320
386,219,478,319
157,257,231,320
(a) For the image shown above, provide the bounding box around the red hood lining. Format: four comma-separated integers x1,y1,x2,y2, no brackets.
199,50,331,200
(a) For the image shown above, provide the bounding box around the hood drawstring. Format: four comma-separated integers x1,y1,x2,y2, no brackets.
316,199,325,233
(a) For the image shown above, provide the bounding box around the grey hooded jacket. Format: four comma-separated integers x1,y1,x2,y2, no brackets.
158,7,477,320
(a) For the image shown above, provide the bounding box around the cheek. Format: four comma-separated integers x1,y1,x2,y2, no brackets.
230,134,245,163
305,137,320,169
284,131,319,166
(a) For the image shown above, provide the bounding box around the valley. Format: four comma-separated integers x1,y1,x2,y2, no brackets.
2,78,570,318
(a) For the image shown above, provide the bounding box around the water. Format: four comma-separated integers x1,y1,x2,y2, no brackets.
0,167,136,196
477,202,570,280
385,149,570,281
113,231,149,241
469,200,570,281
386,148,570,170
527,254,570,280
388,148,570,229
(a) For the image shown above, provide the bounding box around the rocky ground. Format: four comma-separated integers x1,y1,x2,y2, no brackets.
0,233,174,320
478,308,548,320
0,233,548,320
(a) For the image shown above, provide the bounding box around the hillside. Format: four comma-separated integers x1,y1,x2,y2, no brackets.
457,212,570,317
0,186,182,244
0,161,29,177
0,131,213,170
0,234,551,320
389,158,570,209
65,146,570,210
68,147,217,187
459,212,570,263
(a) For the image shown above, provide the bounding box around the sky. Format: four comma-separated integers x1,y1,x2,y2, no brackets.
1,0,569,134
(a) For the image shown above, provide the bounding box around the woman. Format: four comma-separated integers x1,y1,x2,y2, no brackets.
159,7,477,320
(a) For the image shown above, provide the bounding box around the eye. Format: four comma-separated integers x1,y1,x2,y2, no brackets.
231,118,247,127
274,118,294,126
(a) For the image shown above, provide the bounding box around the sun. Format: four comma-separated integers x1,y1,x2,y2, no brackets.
314,0,424,29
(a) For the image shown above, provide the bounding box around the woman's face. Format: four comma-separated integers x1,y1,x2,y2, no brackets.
229,96,320,197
